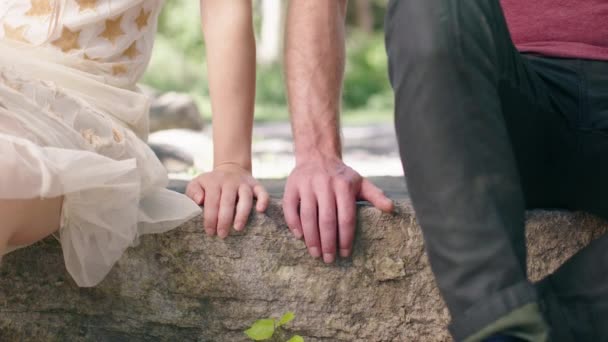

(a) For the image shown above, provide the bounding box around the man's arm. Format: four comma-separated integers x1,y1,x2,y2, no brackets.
286,0,347,160
283,0,393,263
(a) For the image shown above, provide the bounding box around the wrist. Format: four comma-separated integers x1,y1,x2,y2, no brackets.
295,146,342,165
213,145,252,172
213,160,252,173
293,125,342,164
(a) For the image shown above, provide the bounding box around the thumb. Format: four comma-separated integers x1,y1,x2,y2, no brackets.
359,179,394,213
186,180,205,205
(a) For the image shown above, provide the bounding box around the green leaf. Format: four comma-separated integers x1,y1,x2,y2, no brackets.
244,319,275,341
277,312,295,327
286,335,304,342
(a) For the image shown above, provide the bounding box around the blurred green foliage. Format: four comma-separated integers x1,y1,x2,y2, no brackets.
142,0,393,122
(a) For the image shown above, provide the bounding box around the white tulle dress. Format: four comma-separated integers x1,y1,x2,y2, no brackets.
0,0,201,286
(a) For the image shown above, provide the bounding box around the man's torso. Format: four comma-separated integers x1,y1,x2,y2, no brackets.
501,0,608,61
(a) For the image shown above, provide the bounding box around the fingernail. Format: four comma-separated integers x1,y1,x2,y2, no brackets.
234,223,243,232
205,229,214,236
194,193,203,204
293,230,303,239
339,249,351,258
323,253,335,264
218,230,228,239
309,247,321,258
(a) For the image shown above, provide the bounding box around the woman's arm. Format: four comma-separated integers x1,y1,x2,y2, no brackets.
186,0,269,239
201,0,255,171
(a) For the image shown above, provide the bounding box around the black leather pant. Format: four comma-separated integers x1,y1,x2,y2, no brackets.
385,1,608,341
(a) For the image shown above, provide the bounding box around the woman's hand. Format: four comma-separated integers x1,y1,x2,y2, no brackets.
186,164,269,238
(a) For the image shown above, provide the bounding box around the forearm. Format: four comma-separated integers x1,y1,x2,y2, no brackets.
201,0,255,171
285,0,348,162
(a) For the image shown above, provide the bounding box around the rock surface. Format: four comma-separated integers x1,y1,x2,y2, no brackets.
1,178,607,342
149,143,195,173
149,91,205,133
148,129,214,172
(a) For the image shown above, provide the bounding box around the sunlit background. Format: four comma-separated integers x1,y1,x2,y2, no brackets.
144,0,402,179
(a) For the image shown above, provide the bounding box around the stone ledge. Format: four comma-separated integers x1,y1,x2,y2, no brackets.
1,182,607,341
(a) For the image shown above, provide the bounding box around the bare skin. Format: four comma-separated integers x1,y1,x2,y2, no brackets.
0,197,63,256
283,0,394,263
186,0,270,239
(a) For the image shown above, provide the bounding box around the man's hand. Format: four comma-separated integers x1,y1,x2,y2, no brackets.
283,155,394,263
186,164,269,239
282,0,392,263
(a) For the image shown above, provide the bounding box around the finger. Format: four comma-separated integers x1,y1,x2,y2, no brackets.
186,181,205,205
203,185,221,236
335,180,356,258
217,185,238,239
315,180,337,263
234,184,253,231
359,179,394,213
253,184,270,213
300,189,321,259
282,184,303,239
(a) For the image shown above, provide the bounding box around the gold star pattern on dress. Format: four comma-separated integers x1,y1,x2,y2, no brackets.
135,8,150,31
76,0,97,12
81,129,102,147
3,23,30,43
112,128,123,143
0,73,23,92
52,26,81,53
83,53,97,61
101,15,125,44
122,42,140,59
25,0,53,16
112,64,127,76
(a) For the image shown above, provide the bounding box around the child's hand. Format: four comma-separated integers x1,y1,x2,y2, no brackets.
186,164,269,238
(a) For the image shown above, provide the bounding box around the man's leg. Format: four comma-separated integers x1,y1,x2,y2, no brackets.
537,60,608,341
537,234,608,342
385,1,559,340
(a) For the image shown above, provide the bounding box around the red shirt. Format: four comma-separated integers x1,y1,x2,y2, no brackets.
501,0,608,61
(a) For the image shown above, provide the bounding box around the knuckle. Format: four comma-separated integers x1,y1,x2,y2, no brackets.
238,199,252,210
341,216,356,227
340,224,356,236
335,179,355,194
301,211,316,223
285,220,298,229
320,218,337,230
204,209,218,222
305,240,319,249
284,214,298,227
335,177,350,187
312,174,331,188
204,218,216,229
221,193,237,205
216,218,230,231
234,218,246,227
258,189,270,199
322,245,336,253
